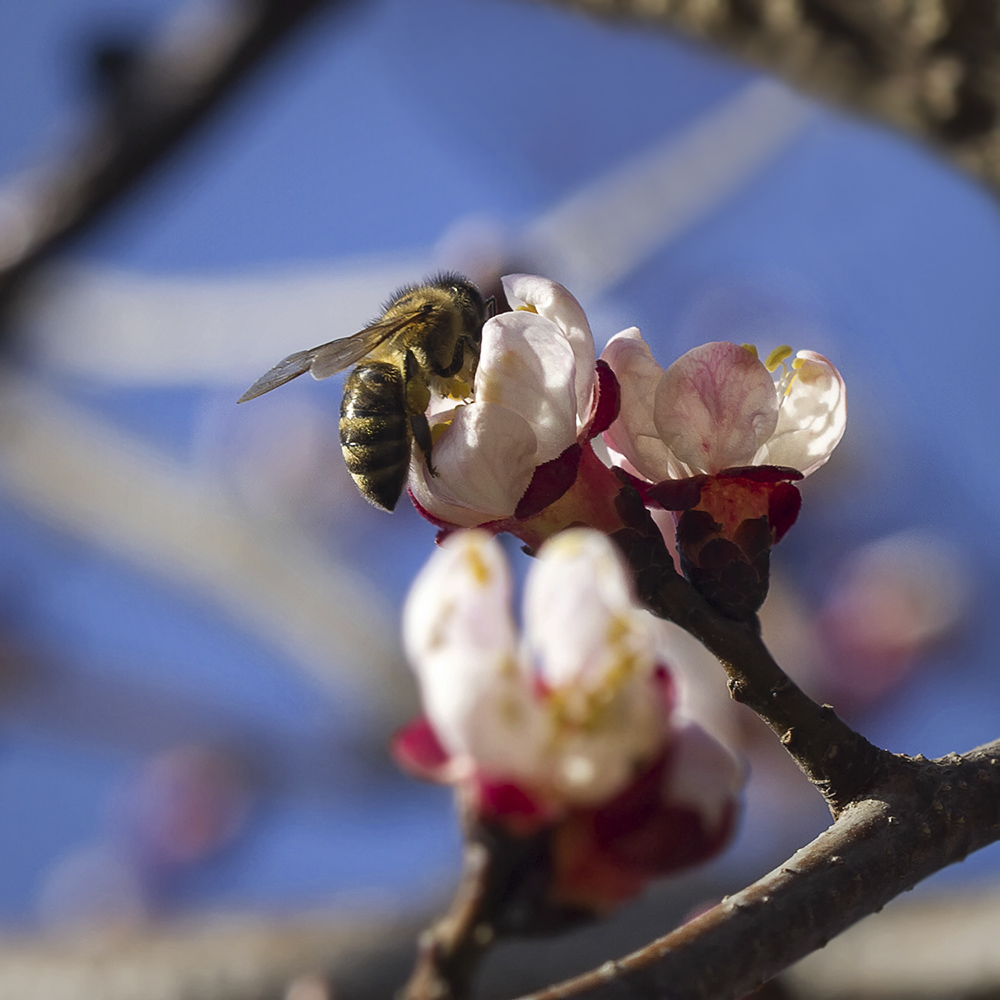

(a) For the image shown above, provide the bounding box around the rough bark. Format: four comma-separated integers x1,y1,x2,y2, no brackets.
518,740,1000,1000
533,0,1000,194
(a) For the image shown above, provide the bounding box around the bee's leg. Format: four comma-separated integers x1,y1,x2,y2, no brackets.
403,349,437,476
434,337,466,379
410,411,437,477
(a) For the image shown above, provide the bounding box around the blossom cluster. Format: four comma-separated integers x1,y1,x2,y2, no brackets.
393,529,744,912
385,274,847,911
368,272,845,917
406,273,846,618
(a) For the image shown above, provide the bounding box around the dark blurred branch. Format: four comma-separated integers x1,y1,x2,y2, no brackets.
403,816,594,1000
0,0,353,320
533,0,1000,194
403,837,506,1000
518,738,1000,1000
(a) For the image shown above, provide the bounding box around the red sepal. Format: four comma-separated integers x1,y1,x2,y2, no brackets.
477,780,549,828
515,444,583,520
590,751,730,877
390,716,452,783
584,360,621,439
550,748,737,911
645,476,706,511
768,481,802,542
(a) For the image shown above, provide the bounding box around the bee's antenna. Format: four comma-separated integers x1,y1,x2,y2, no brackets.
484,295,497,319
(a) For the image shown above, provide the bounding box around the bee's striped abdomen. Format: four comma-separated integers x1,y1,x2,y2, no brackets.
339,362,410,511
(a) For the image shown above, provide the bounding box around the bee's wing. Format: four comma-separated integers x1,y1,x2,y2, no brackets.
237,315,411,403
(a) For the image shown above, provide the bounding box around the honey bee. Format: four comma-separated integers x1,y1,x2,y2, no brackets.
238,274,490,511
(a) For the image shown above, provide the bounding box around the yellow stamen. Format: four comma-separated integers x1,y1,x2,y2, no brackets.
498,693,524,727
605,614,629,645
741,344,758,359
464,545,491,586
439,376,474,400
516,304,538,313
764,345,793,372
431,420,452,444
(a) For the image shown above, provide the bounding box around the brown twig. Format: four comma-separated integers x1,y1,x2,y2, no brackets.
611,506,887,815
532,0,1000,196
0,0,353,320
498,500,1000,999
518,739,1000,1000
403,838,500,1000
639,563,889,814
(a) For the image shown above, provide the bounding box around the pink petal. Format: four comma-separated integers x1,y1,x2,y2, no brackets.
654,342,779,474
601,329,682,482
476,310,579,463
756,350,847,476
418,650,547,780
390,716,454,783
502,274,597,422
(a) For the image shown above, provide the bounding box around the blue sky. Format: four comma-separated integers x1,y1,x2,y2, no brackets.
1,0,998,926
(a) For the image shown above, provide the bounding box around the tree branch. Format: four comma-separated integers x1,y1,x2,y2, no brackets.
402,818,587,1000
517,739,1000,1000
403,838,501,1000
611,509,887,814
531,0,1000,196
643,564,887,813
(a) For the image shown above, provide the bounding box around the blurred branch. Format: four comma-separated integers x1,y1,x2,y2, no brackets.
403,832,523,1000
0,909,418,1000
783,883,1000,999
0,0,354,320
0,367,410,720
533,0,1000,194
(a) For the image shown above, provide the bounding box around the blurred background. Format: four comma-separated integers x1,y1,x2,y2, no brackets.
0,0,998,996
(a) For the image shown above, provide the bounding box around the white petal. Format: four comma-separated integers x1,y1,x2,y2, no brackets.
403,530,516,670
502,274,597,423
654,341,779,474
601,328,687,482
416,648,548,782
476,311,579,463
403,532,548,780
524,529,659,691
408,402,538,525
756,350,847,476
525,528,672,805
663,720,746,832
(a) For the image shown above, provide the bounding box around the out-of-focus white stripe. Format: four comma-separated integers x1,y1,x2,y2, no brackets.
23,256,429,385
0,367,408,713
525,80,812,296
24,81,809,385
